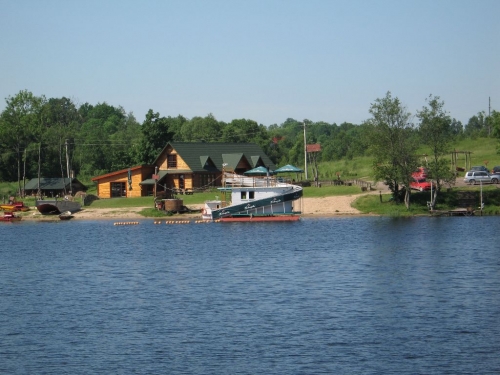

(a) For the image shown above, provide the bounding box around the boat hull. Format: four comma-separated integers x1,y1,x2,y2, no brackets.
36,200,81,215
219,214,300,222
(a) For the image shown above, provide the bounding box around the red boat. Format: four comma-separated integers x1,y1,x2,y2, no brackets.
0,211,22,222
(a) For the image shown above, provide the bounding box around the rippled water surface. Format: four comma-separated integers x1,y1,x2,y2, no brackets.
1,217,500,374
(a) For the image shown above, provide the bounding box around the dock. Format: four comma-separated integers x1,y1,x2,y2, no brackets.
429,207,475,216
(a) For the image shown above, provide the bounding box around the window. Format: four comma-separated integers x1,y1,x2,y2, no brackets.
249,191,255,199
241,191,247,200
167,154,177,168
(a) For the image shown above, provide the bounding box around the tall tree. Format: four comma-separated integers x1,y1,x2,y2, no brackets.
465,111,488,137
75,102,127,177
417,95,455,208
136,110,175,164
179,113,222,142
39,97,80,179
367,92,418,209
0,90,46,194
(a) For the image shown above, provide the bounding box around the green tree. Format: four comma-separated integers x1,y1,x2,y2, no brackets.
136,110,175,164
465,111,488,137
417,95,456,208
180,113,222,142
75,102,127,177
0,90,46,193
39,97,81,179
367,92,419,209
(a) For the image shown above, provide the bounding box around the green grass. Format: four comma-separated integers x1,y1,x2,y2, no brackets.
302,184,368,198
353,185,500,216
316,156,374,181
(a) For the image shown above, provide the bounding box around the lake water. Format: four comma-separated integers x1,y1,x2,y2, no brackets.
1,216,500,374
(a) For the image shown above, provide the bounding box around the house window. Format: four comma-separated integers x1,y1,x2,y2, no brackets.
111,182,126,198
168,154,177,168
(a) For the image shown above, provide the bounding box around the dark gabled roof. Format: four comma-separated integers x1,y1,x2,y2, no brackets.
154,142,275,172
24,177,85,190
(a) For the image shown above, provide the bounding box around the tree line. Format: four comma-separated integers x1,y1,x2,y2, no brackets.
1,89,499,207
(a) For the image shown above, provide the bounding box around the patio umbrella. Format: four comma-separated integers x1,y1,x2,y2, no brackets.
274,164,304,173
244,166,274,175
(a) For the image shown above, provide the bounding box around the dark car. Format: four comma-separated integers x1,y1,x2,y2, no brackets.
491,166,500,174
471,166,490,173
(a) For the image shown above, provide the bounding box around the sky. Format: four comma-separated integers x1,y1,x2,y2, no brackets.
1,0,499,127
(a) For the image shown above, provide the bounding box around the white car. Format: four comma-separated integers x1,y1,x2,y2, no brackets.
463,171,500,184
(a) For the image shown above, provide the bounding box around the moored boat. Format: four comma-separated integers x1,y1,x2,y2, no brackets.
0,211,22,222
202,172,303,222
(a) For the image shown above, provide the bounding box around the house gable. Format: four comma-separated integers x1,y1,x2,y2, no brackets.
200,156,218,171
251,155,265,168
156,142,275,172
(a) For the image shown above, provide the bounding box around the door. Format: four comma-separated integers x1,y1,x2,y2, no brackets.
111,182,126,197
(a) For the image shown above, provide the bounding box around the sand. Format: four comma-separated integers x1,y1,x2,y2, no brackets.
54,194,366,221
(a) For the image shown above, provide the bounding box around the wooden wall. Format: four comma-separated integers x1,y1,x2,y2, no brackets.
95,168,154,198
156,146,190,171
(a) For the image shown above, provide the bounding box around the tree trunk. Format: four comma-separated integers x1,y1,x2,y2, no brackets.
404,188,411,209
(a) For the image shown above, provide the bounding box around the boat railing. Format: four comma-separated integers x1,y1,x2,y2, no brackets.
224,172,293,188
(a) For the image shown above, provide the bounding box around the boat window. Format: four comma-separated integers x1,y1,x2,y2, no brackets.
249,191,255,199
241,191,247,200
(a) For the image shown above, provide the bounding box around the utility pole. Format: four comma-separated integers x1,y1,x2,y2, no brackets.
65,139,70,179
489,97,491,136
303,121,308,180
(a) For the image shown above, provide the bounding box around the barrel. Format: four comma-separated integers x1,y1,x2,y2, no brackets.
163,199,183,211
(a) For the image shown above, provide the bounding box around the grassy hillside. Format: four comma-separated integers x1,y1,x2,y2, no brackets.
315,137,500,182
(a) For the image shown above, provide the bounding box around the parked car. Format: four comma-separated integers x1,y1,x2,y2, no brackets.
410,179,432,191
412,167,428,181
491,166,500,174
463,171,500,184
470,166,490,173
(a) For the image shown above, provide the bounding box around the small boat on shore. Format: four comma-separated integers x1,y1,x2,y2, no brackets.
0,211,22,222
202,171,303,222
36,199,81,215
0,201,30,212
59,211,74,220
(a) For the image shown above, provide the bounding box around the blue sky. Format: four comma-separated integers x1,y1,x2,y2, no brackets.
1,0,498,126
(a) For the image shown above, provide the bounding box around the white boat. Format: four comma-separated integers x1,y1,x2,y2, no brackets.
202,172,303,222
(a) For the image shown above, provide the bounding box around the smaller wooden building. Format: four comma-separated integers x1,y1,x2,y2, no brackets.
91,165,155,198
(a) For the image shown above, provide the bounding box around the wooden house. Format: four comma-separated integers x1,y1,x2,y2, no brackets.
24,177,87,197
91,142,276,198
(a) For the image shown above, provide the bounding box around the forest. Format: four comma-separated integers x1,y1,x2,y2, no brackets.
1,89,499,205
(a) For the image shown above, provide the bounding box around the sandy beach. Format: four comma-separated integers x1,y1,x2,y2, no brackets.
50,194,365,220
